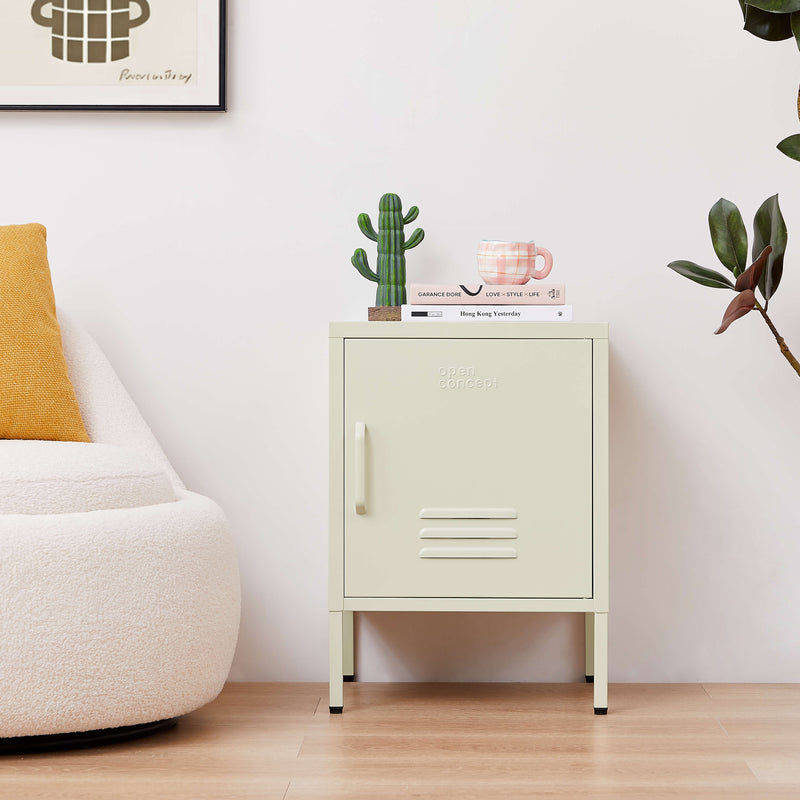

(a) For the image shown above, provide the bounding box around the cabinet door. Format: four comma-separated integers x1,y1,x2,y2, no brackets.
343,337,593,599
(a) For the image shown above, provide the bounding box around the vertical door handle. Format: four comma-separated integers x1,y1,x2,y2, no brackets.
354,421,366,515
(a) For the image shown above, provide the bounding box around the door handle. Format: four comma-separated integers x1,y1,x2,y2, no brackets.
354,421,366,515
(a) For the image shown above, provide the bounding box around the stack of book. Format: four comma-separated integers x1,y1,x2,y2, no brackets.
400,284,571,321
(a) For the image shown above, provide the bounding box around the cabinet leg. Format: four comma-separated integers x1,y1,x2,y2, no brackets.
329,611,344,713
593,612,608,714
343,610,355,681
584,612,594,683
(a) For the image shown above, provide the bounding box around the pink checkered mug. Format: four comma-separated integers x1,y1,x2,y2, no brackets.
477,240,554,285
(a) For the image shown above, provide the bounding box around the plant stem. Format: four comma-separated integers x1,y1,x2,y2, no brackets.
755,301,800,378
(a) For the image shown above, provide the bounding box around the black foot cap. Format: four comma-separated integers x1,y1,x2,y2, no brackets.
585,675,594,683
594,707,608,715
329,706,343,714
343,675,355,682
0,718,178,755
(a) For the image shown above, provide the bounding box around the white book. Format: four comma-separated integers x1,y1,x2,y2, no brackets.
401,304,573,322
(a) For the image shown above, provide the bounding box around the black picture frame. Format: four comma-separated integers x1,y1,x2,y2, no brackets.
0,0,226,112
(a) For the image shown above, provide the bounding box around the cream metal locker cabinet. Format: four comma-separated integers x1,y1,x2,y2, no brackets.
329,322,609,713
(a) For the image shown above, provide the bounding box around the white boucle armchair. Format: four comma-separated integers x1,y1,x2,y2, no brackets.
0,311,240,749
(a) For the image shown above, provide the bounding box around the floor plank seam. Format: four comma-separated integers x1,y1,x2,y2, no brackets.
742,758,761,785
715,717,732,739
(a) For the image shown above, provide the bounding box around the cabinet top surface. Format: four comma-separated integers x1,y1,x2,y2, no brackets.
330,321,608,339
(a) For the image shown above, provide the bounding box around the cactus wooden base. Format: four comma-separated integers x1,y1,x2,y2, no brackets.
368,306,401,321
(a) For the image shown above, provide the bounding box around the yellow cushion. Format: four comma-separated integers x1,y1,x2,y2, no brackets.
0,223,89,442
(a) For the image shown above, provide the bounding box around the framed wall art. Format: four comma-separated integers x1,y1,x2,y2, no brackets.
0,0,226,111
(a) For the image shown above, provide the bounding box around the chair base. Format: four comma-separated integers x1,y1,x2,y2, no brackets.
0,717,178,755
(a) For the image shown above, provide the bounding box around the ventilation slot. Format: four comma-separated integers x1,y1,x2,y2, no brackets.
419,507,518,520
419,547,518,559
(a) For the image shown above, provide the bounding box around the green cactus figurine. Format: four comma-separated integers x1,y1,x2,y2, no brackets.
352,193,424,306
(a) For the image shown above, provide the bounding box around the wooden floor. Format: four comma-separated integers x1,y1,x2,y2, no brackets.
2,682,800,799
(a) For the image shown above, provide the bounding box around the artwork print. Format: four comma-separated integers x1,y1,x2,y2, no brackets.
31,1,152,64
0,0,225,109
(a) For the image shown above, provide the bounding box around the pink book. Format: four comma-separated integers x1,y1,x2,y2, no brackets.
407,284,565,305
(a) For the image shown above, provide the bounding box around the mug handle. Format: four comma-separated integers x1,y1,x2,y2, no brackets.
31,0,52,27
129,0,151,28
532,246,553,280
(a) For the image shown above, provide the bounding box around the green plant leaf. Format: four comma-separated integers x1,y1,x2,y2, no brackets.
745,0,800,12
708,198,749,276
667,260,736,289
777,133,800,159
792,11,800,48
739,1,794,39
752,194,787,305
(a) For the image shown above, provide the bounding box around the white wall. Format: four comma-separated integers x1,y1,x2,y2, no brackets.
4,0,800,682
